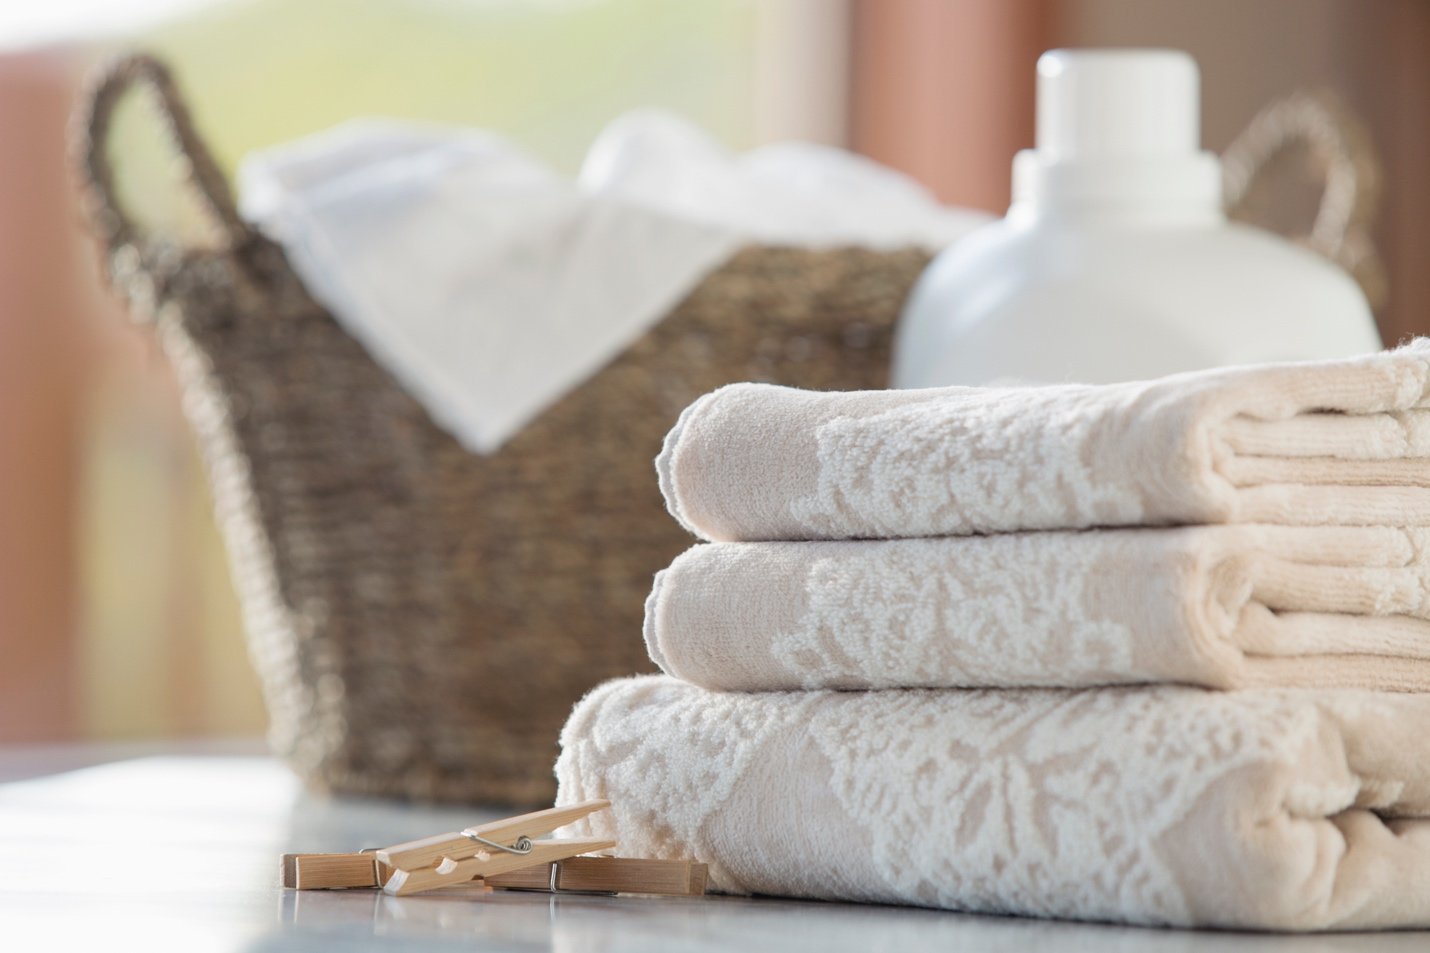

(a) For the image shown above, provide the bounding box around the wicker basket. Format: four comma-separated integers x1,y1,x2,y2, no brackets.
75,53,931,804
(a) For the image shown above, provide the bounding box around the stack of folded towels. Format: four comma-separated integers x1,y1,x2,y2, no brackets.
555,342,1430,931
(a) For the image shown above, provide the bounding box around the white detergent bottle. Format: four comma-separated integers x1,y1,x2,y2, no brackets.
892,49,1382,389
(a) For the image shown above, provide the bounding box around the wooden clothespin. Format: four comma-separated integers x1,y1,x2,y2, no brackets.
375,799,614,896
486,855,708,896
280,799,708,898
281,852,709,897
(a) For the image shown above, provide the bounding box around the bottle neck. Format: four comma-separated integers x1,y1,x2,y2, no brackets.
1009,148,1225,226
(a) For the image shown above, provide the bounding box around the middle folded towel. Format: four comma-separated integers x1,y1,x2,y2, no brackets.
645,525,1430,692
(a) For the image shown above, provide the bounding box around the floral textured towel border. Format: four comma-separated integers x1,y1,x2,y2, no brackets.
657,341,1430,542
556,675,1430,931
645,525,1430,692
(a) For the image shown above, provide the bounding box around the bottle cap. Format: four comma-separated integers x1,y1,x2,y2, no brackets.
1012,48,1221,216
1037,49,1198,159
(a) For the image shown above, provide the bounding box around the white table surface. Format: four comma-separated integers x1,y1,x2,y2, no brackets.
2,746,1427,952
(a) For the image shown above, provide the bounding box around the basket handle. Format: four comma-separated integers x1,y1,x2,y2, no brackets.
76,52,257,257
1222,90,1386,311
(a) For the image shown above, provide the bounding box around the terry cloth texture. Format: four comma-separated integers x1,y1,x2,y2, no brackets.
656,341,1430,542
644,525,1430,692
556,675,1430,931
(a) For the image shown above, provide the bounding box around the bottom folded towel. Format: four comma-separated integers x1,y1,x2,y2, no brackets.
555,676,1430,931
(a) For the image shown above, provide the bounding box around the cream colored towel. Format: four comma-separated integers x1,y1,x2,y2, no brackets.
557,675,1430,931
657,342,1430,542
645,525,1430,693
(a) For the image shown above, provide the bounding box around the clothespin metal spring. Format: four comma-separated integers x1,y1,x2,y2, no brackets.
461,830,533,855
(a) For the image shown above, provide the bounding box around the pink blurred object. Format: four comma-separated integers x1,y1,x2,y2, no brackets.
0,49,89,742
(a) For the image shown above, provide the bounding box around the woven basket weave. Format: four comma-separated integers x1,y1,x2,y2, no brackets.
75,53,931,804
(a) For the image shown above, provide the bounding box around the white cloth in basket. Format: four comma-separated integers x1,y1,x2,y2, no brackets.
238,113,988,454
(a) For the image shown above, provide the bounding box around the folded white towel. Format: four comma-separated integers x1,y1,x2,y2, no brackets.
645,525,1430,693
557,675,1430,931
657,341,1430,541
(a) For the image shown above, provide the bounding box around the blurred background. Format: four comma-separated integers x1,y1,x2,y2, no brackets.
2,0,1427,747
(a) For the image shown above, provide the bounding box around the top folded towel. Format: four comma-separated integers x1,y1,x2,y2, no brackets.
658,341,1430,542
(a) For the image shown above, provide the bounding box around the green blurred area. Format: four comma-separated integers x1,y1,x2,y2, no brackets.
105,0,757,236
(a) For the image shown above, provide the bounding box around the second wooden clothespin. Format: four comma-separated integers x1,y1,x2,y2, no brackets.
281,852,710,897
375,799,614,896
